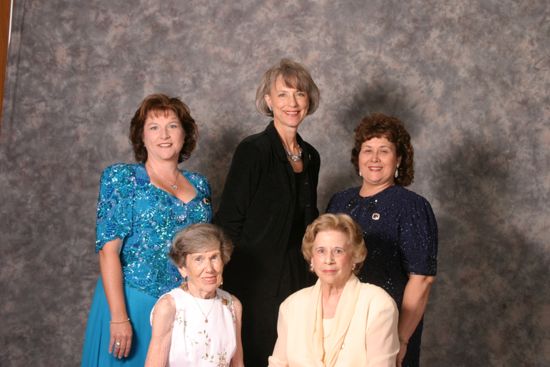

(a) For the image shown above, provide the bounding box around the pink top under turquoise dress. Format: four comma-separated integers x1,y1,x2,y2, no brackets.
81,163,212,367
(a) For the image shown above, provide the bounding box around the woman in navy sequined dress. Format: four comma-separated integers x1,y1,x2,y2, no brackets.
81,94,212,367
326,113,437,367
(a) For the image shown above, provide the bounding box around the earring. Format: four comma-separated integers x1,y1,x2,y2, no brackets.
352,263,356,270
180,277,189,291
309,263,314,272
359,171,362,177
394,166,399,178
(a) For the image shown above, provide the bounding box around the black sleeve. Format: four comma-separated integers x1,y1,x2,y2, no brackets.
214,140,262,246
310,148,321,219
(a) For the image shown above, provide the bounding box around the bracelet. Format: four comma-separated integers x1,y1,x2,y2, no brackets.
110,318,130,324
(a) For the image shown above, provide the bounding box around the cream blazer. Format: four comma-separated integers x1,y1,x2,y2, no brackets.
268,279,399,367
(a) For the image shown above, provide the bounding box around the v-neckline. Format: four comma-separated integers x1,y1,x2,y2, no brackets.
140,164,198,204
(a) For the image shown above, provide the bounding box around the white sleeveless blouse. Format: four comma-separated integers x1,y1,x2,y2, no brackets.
153,287,237,367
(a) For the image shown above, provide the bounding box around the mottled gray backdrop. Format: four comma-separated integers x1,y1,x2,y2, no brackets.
1,0,549,366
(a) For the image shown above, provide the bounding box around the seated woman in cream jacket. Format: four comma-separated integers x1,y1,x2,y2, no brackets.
269,214,399,367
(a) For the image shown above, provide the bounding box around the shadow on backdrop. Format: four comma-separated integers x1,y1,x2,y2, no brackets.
426,131,548,366
323,81,422,209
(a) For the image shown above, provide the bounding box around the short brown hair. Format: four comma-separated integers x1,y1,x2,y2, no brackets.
169,223,233,267
129,94,198,163
351,113,414,186
302,213,366,274
255,58,320,116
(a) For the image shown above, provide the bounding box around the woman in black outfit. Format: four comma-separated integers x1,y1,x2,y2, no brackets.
215,58,321,366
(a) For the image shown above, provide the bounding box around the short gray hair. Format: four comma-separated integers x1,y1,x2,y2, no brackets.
169,223,233,267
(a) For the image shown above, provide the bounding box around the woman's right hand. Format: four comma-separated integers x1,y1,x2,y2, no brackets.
99,239,133,359
110,320,133,359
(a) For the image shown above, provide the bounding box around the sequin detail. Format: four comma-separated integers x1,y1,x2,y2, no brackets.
96,163,212,298
326,185,438,306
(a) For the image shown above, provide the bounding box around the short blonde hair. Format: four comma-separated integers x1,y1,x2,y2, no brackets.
169,223,233,267
255,58,320,117
302,214,367,274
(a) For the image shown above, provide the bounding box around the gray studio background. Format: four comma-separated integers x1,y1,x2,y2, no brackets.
1,0,549,366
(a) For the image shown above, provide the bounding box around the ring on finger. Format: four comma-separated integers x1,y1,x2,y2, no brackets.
115,341,121,347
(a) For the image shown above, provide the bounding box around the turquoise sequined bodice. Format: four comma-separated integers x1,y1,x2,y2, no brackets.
95,163,212,298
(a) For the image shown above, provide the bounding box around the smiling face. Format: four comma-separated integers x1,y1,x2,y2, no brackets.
142,109,184,163
358,136,401,192
311,230,355,289
264,75,309,131
179,245,224,299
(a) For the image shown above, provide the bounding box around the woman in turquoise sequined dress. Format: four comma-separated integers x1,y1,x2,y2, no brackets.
81,94,212,367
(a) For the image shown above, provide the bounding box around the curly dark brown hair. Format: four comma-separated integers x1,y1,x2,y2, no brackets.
351,113,414,186
129,94,198,163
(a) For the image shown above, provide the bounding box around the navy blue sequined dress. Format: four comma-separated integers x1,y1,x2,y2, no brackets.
81,164,212,367
327,185,437,367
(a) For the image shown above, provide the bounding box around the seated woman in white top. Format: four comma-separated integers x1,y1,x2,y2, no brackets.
269,213,399,367
145,223,244,367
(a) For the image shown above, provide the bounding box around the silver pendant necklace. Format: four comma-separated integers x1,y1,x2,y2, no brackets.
148,164,179,191
285,147,303,162
167,172,179,191
181,283,217,323
193,295,217,323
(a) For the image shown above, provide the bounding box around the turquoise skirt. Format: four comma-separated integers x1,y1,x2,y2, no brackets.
81,279,157,367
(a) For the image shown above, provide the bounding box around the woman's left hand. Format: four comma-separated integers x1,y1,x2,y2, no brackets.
396,274,435,367
110,320,133,359
396,341,407,367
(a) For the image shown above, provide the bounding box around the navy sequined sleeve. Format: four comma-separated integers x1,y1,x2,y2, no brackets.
326,185,438,304
327,185,437,367
398,193,438,275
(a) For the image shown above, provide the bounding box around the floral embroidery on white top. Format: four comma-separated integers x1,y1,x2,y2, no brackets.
151,287,237,366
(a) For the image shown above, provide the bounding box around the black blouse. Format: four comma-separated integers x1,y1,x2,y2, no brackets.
215,121,320,298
